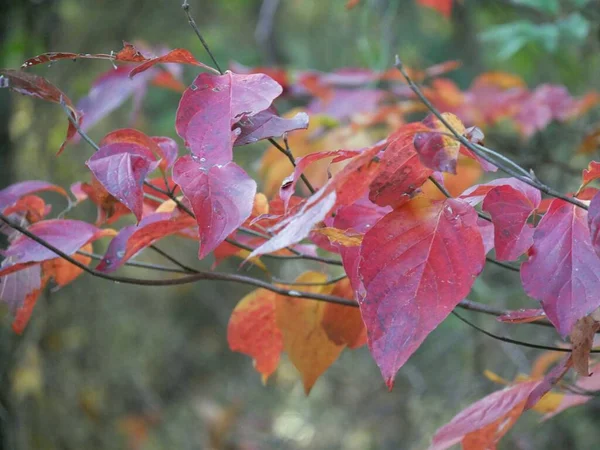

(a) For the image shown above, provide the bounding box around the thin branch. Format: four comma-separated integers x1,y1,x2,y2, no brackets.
77,250,190,274
272,273,348,286
394,56,588,211
147,245,198,273
452,311,600,352
181,0,223,74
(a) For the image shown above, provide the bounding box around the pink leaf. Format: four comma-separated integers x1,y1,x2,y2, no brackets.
151,136,179,170
176,72,282,166
359,197,485,388
235,109,309,146
172,156,257,259
0,220,105,272
522,199,600,336
430,381,539,450
77,66,153,133
86,142,159,222
96,212,196,272
0,181,68,212
482,184,540,261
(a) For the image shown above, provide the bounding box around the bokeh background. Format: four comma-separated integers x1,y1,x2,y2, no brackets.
2,0,600,449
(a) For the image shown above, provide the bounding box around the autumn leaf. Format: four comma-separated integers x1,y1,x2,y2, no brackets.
320,278,366,349
42,243,93,287
176,71,282,166
227,288,283,383
369,123,433,208
521,199,600,337
359,196,485,388
234,109,309,146
275,272,345,394
0,181,68,214
86,129,160,222
0,69,80,154
96,212,196,272
482,183,540,261
413,112,466,174
430,381,538,450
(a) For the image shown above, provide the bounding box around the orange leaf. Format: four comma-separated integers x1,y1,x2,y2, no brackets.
227,289,283,383
417,0,453,18
321,278,366,349
42,243,93,287
275,272,345,394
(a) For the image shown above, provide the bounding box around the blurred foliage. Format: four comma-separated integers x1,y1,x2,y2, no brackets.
1,0,600,449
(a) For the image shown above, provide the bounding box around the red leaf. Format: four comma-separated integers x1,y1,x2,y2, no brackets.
0,69,80,154
482,184,540,261
522,199,600,337
459,177,535,207
359,197,485,388
176,72,282,166
128,48,217,78
234,109,309,146
172,156,257,259
369,123,433,208
417,0,453,17
0,219,107,273
413,113,466,174
525,354,573,411
0,180,67,212
86,138,159,222
430,381,539,450
96,212,196,272
3,195,51,224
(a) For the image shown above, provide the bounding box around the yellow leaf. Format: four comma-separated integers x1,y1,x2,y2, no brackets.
275,272,344,394
312,227,363,247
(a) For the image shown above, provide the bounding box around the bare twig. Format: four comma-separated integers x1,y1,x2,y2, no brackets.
181,0,223,74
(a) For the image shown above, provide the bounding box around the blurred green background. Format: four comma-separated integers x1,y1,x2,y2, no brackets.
2,0,600,449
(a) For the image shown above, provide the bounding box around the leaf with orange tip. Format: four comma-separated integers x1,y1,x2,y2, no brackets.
96,212,196,273
3,195,51,224
227,288,283,383
413,112,466,174
275,272,345,394
430,380,538,450
0,181,68,213
369,123,432,208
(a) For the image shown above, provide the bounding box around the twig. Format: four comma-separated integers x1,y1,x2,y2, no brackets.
394,55,588,211
181,0,223,74
452,311,599,353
